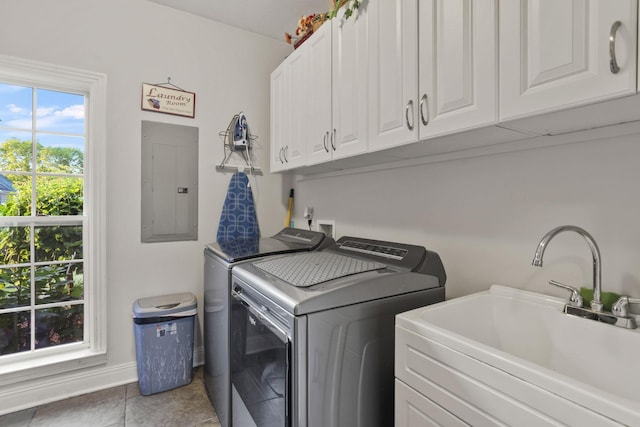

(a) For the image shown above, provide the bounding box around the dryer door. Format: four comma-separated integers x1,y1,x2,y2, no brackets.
231,287,291,427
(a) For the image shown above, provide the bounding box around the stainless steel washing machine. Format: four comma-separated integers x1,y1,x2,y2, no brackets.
229,236,446,427
204,228,332,427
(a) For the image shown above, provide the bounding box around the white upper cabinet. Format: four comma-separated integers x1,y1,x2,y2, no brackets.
270,48,307,171
499,0,638,121
305,22,334,166
368,0,498,152
368,0,419,151
419,0,498,137
271,0,640,174
270,61,287,173
285,47,308,169
331,8,369,161
307,13,369,167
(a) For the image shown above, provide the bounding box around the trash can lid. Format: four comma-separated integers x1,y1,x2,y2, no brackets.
133,292,197,318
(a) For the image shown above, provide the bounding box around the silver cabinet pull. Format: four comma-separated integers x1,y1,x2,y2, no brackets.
405,100,414,131
419,94,429,126
284,146,289,163
279,147,284,164
331,129,336,151
609,20,622,74
323,132,329,152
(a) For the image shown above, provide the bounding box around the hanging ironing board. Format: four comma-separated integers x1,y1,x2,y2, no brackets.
216,172,260,241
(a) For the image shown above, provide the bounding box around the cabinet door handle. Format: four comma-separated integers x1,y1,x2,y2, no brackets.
331,129,336,151
609,20,622,74
420,94,429,126
284,146,289,163
279,147,284,164
405,100,414,131
323,132,329,152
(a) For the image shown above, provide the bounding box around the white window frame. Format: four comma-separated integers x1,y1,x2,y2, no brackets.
0,55,107,385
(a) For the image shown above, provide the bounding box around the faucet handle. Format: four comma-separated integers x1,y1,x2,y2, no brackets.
549,280,584,307
612,296,640,317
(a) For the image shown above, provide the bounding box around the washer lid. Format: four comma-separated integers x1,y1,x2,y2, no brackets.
232,235,446,315
254,252,386,287
205,227,330,262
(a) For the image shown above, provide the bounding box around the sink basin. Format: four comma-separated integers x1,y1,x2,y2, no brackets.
395,285,640,426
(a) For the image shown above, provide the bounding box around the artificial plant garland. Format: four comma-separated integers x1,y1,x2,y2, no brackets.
329,0,362,20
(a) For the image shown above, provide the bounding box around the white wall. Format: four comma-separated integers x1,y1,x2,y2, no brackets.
0,0,291,413
292,136,640,300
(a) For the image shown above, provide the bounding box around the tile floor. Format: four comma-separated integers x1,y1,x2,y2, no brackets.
0,368,220,427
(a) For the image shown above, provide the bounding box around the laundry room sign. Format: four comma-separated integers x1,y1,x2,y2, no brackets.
141,82,196,118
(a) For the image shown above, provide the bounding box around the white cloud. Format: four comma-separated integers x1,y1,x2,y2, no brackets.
4,118,32,129
7,104,28,115
2,100,84,134
33,104,85,132
36,106,56,117
55,104,84,120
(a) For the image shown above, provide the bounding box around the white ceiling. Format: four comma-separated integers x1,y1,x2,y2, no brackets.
147,0,330,42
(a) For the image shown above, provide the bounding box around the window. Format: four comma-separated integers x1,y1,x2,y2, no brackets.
0,55,106,383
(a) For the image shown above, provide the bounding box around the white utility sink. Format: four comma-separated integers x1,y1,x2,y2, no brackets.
395,285,640,426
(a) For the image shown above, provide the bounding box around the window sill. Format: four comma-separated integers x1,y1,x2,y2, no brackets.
0,347,107,387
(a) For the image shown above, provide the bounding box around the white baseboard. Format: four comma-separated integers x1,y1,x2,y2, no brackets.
194,345,204,366
0,345,205,416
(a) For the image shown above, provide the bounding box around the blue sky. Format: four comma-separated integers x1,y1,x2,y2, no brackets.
0,82,85,151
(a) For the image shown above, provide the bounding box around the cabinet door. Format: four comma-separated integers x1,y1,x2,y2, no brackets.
306,22,334,166
395,380,467,427
368,0,419,152
284,47,307,169
500,0,637,121
331,8,368,160
419,0,497,137
270,61,286,172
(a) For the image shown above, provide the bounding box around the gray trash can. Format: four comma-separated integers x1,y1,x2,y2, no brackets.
132,292,197,395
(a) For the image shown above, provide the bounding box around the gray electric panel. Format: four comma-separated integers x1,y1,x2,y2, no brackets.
141,121,198,243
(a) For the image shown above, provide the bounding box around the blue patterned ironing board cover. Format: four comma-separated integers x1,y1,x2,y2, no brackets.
216,172,260,241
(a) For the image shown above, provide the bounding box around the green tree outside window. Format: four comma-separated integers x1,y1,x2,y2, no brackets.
0,138,84,356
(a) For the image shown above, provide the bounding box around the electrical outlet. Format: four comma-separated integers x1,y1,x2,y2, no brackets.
303,206,314,220
315,220,335,238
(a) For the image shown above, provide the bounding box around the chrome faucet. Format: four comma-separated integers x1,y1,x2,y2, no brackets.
532,225,603,312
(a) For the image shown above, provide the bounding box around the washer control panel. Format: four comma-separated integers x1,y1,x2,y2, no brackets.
339,240,408,260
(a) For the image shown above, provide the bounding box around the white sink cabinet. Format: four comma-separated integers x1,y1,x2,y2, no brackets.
395,285,640,426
